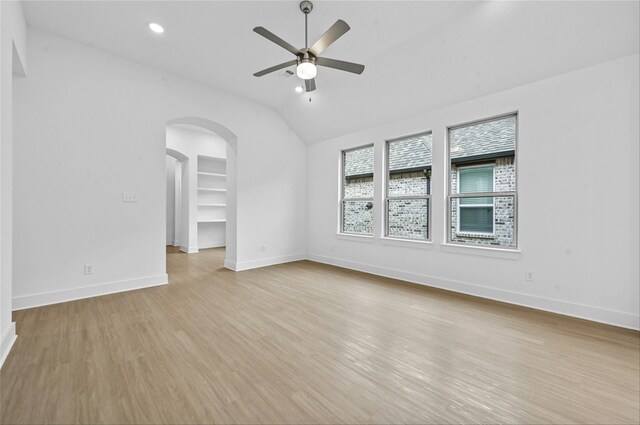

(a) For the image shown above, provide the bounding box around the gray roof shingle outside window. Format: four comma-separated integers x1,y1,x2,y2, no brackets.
450,115,516,159
344,115,515,176
388,133,432,172
344,145,374,177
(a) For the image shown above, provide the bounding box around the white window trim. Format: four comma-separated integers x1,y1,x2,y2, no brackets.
441,243,521,259
456,163,495,237
335,233,375,243
379,236,433,249
339,144,375,236
384,132,432,242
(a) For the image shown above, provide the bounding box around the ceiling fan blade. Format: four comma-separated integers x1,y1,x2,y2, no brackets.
309,20,350,56
253,60,297,77
316,57,365,75
305,78,316,92
253,27,300,56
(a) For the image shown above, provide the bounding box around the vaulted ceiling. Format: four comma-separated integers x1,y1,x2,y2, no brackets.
22,1,640,144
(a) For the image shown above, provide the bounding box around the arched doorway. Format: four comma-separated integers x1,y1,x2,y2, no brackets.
165,117,238,269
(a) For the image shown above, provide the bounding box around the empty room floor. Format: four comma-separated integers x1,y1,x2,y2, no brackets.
1,247,639,424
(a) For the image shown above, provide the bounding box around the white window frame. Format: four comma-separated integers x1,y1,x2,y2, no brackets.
456,163,495,237
446,112,518,248
339,144,374,236
384,132,432,241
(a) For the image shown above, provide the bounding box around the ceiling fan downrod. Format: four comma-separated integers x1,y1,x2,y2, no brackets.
300,1,313,49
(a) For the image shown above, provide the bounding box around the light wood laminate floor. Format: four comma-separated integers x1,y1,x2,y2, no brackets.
1,247,639,424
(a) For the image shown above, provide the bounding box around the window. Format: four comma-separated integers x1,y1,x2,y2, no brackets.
385,132,432,240
458,165,494,234
448,114,517,247
341,145,374,235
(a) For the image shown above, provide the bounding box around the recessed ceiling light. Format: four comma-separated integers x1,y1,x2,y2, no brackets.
149,23,164,34
294,86,304,93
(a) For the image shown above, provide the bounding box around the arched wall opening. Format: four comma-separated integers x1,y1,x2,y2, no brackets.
165,117,238,268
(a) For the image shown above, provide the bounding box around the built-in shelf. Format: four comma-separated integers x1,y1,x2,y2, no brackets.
197,187,226,192
197,155,227,245
197,171,226,178
198,155,226,175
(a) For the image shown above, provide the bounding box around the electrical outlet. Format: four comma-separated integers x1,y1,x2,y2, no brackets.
525,269,535,282
122,192,138,202
84,264,94,275
260,245,266,252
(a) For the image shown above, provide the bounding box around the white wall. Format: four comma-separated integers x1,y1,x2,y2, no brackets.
307,54,640,330
0,0,27,368
167,126,226,160
11,28,307,310
165,155,176,245
166,125,227,251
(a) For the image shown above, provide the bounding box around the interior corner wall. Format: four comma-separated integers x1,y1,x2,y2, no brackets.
306,54,640,330
0,0,26,368
11,28,307,310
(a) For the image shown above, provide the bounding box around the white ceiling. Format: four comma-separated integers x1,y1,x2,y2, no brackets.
22,1,640,144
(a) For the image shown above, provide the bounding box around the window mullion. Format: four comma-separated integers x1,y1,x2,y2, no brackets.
451,191,515,199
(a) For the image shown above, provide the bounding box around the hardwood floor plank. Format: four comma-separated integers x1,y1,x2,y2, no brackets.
1,246,638,424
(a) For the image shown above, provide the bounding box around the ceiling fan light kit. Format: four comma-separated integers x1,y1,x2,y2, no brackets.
297,58,317,80
253,1,365,93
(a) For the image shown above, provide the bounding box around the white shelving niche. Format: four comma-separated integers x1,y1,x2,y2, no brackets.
197,155,226,249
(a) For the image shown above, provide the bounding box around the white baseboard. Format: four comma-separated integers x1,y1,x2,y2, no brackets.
198,240,225,250
307,253,640,331
0,322,17,368
226,253,306,272
180,245,198,254
224,259,236,270
12,274,169,311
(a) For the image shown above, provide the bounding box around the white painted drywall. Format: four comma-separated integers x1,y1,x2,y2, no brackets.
166,155,176,245
12,29,306,309
306,54,640,330
0,0,27,368
166,125,227,251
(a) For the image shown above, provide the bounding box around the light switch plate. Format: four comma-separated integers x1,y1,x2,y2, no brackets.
122,192,138,202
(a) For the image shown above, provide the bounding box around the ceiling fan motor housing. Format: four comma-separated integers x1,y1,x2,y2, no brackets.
299,1,313,14
297,51,316,65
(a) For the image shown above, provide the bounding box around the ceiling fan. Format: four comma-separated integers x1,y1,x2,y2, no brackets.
253,1,365,93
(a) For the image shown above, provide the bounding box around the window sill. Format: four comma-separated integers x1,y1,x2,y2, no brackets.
441,243,521,260
335,233,375,243
380,237,433,249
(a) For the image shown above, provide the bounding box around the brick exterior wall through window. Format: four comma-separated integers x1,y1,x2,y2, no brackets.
343,176,374,234
450,156,515,246
340,116,516,245
387,171,429,239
